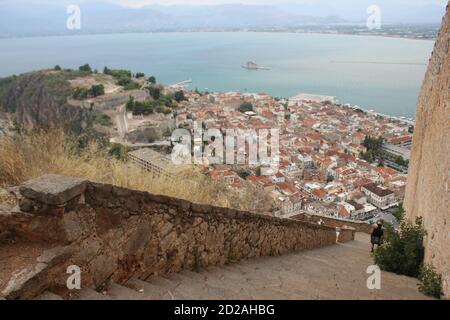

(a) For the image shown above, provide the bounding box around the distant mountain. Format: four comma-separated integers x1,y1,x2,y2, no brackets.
0,0,446,37
0,1,347,37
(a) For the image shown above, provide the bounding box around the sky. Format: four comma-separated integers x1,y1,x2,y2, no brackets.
9,0,449,7
2,0,448,26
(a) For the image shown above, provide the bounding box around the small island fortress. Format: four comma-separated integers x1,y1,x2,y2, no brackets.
241,61,271,70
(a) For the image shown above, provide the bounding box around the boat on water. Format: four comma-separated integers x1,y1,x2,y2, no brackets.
241,61,271,70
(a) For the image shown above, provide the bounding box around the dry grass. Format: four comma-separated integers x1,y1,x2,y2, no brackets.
0,130,271,212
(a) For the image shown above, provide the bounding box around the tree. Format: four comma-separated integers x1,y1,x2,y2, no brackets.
89,84,105,97
135,72,145,78
395,155,407,167
78,64,92,73
239,102,253,113
72,87,89,100
148,86,161,100
374,217,425,277
109,143,128,160
361,136,384,163
237,171,250,180
54,65,62,71
148,76,156,84
418,265,443,298
174,90,186,102
392,202,405,221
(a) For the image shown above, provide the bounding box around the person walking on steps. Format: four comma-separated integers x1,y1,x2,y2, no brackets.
371,220,384,253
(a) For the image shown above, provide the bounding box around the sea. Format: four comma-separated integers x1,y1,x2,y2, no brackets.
0,32,434,118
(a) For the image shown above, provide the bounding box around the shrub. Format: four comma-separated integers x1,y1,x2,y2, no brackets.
72,87,89,100
148,86,161,100
418,265,442,299
135,72,145,78
72,84,105,100
174,90,186,102
93,112,112,127
54,65,62,71
392,202,405,221
78,64,92,73
123,81,141,91
374,217,425,277
148,76,156,84
239,102,253,113
90,84,105,97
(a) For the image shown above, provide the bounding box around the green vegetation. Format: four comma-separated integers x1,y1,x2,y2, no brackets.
109,143,128,160
148,76,156,84
103,67,140,90
0,70,97,113
93,112,112,127
237,171,250,180
72,84,105,100
174,90,186,102
125,96,172,115
374,216,444,298
147,86,161,100
374,217,425,277
395,155,409,167
360,136,384,163
54,65,62,71
418,265,443,299
239,102,253,113
103,67,131,79
78,64,92,73
123,81,141,91
392,202,405,221
135,72,145,78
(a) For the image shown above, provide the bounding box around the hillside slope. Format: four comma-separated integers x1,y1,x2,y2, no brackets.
0,70,92,133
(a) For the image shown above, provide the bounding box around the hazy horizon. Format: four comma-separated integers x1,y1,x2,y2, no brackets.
0,0,448,38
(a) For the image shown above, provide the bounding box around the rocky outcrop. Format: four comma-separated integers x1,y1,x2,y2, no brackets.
404,4,450,298
0,71,92,133
1,174,352,298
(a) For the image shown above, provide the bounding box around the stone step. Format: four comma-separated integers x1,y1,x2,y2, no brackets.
163,272,232,300
197,266,255,299
125,278,168,300
35,291,63,300
64,233,430,300
105,282,146,300
144,275,185,300
206,266,305,300
74,288,111,300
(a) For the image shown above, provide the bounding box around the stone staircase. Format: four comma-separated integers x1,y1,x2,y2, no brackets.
36,233,430,300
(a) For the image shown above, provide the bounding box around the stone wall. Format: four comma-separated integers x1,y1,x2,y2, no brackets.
3,174,350,295
293,213,374,234
404,4,450,298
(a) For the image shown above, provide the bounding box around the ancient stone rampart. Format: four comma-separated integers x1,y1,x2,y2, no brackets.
404,3,450,298
1,174,352,297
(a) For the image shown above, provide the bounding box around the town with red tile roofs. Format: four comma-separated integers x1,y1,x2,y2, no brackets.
160,89,413,225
